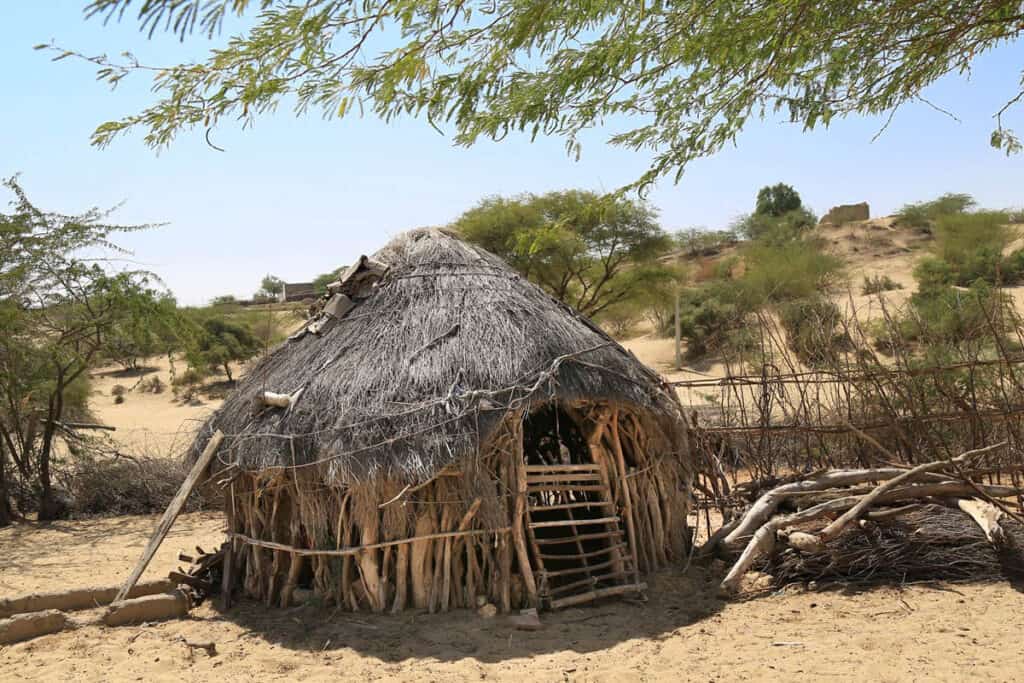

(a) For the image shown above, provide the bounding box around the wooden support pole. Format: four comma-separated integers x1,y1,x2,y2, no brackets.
511,423,540,608
114,430,224,603
610,413,642,585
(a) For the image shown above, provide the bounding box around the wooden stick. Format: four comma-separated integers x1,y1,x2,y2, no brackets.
611,412,641,585
549,582,647,610
229,527,510,556
719,479,1022,594
819,442,1008,542
114,430,224,603
511,429,539,607
722,468,959,548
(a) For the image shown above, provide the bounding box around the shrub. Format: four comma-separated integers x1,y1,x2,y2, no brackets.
598,304,643,338
893,192,976,230
862,275,903,295
778,297,848,366
913,257,955,290
111,384,127,404
737,241,843,306
67,454,209,516
933,211,1010,285
171,367,206,402
676,284,752,358
734,207,817,245
905,280,1008,345
139,376,165,394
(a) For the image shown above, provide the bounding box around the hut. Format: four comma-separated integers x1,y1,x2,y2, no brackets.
191,228,692,613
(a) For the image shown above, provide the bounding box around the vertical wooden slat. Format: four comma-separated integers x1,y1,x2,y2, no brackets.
611,411,642,585
511,421,539,608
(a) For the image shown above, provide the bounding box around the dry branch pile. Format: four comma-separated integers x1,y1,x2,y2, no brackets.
711,442,1024,593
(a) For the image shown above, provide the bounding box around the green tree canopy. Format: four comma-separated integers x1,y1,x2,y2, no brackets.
755,183,803,217
254,274,285,302
55,1,1024,190
453,190,671,317
186,316,262,382
0,176,166,521
735,183,816,243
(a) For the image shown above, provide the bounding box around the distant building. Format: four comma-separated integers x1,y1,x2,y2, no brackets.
278,282,316,303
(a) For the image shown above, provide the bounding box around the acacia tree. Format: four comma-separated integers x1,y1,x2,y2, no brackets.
0,177,165,522
49,1,1024,189
253,274,284,302
454,190,671,317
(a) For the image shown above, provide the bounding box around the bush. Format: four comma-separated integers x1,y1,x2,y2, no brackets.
778,297,848,366
893,192,976,230
861,275,903,295
172,367,206,402
68,454,210,516
734,207,817,245
598,304,643,338
676,284,752,358
737,241,843,305
111,384,127,404
933,211,1010,285
905,280,1008,345
139,375,165,394
913,257,955,290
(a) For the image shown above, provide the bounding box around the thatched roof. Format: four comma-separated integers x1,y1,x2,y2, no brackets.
192,228,686,484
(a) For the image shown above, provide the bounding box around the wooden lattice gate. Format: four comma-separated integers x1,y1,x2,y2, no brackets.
523,463,646,609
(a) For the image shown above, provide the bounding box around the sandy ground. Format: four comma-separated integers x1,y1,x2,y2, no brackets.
2,511,1023,681
89,356,226,457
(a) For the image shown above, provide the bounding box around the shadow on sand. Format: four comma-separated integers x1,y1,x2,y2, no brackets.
208,567,728,663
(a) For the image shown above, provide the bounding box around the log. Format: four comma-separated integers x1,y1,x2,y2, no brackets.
549,583,647,610
0,610,67,645
0,580,174,619
958,498,1006,547
103,591,190,627
818,442,1008,542
723,468,960,549
114,430,224,603
719,478,1022,594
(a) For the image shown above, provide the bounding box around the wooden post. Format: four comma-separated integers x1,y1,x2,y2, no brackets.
114,430,224,603
511,424,539,608
674,288,682,370
221,540,235,611
610,413,642,585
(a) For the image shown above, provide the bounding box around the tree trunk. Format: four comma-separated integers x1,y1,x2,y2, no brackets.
37,382,66,522
224,362,233,383
0,443,12,528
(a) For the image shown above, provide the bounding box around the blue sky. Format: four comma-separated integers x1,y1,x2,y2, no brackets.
2,2,1023,304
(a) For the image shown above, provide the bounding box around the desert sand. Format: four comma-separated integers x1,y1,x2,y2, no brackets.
2,511,1023,681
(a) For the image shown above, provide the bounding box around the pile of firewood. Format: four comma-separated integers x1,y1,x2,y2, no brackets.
705,442,1024,593
170,543,226,606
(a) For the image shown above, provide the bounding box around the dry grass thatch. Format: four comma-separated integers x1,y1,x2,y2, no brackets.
186,229,692,613
191,228,685,485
